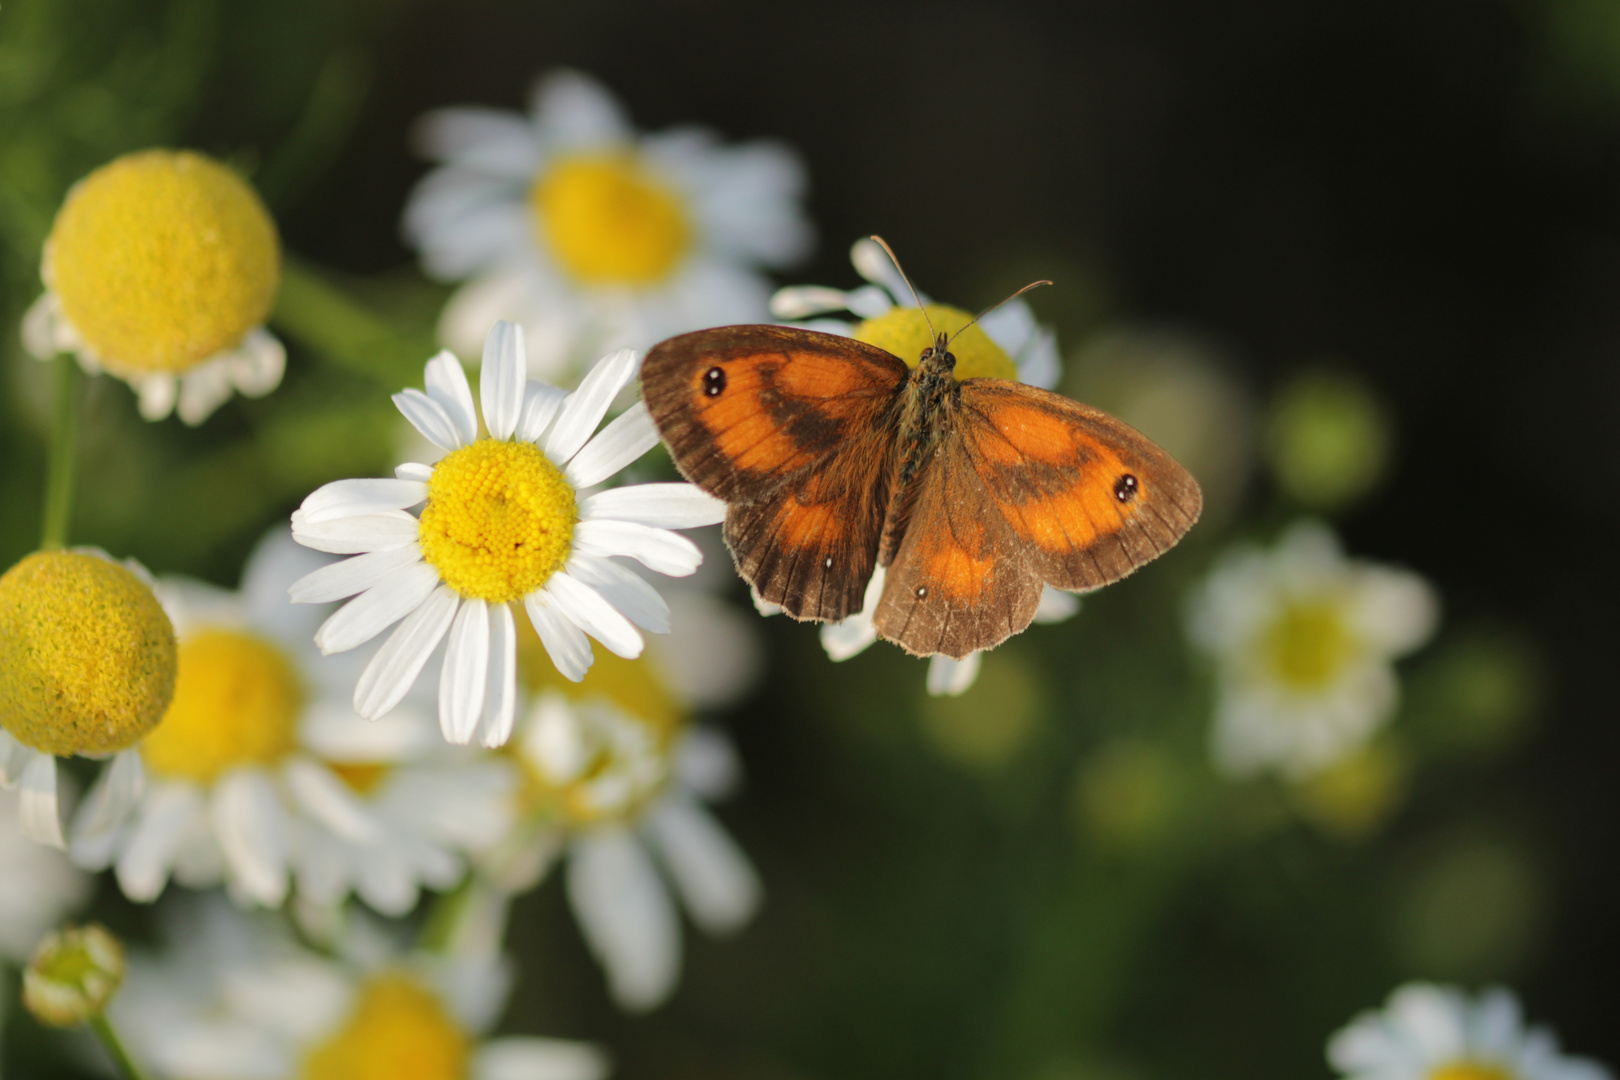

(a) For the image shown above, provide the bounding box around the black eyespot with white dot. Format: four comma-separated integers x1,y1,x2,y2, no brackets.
915,586,928,599
1113,473,1139,503
702,367,726,397
823,557,833,569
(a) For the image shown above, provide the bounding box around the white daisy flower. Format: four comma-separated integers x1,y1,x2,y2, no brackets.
404,69,812,382
1329,983,1611,1080
770,236,1073,694
0,548,175,850
291,320,726,748
1186,520,1440,779
113,896,609,1080
69,528,518,916
0,790,92,963
489,577,762,1012
22,149,284,425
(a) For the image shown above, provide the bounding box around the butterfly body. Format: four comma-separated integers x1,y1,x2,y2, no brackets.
642,324,1201,659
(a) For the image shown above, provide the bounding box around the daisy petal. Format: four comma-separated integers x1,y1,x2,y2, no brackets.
396,462,434,482
646,795,762,934
212,770,290,906
19,752,65,848
573,520,702,577
315,562,442,655
564,555,670,634
481,321,526,441
769,285,853,319
291,510,421,555
565,403,660,489
478,603,519,748
566,829,680,1012
393,388,462,450
578,483,726,528
517,382,568,444
68,749,145,853
544,348,639,464
114,782,203,900
524,592,594,682
354,585,460,719
290,544,424,605
0,729,28,786
925,652,981,696
474,1038,611,1080
298,478,428,525
285,759,379,842
545,573,643,659
425,349,478,446
441,598,491,745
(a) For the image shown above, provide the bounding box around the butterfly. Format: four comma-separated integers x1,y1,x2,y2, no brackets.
640,284,1202,661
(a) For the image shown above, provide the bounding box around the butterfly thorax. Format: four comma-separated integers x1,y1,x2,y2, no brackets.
877,338,959,566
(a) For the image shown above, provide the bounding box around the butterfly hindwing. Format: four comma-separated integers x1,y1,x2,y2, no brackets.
953,379,1203,593
642,325,909,621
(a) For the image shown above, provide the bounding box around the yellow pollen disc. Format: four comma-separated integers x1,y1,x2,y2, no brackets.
532,153,691,285
0,552,176,756
46,149,280,376
1428,1063,1517,1080
418,439,577,604
300,974,468,1080
1261,596,1357,691
516,615,682,734
329,761,390,795
854,304,1018,381
141,628,301,783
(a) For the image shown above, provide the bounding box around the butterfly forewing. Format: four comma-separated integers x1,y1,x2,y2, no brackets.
953,380,1203,593
641,325,909,621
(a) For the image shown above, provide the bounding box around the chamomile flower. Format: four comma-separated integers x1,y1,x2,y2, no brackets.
771,236,1072,693
23,150,285,425
404,69,811,381
291,321,726,749
1186,521,1439,779
0,549,175,849
770,235,1062,388
1328,983,1611,1080
0,791,92,963
492,579,763,1012
71,529,517,915
113,897,609,1080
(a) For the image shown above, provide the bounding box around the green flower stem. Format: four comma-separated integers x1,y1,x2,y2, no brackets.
271,256,438,384
40,354,80,550
88,1012,149,1080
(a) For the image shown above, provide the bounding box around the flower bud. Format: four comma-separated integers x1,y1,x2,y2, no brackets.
23,923,125,1027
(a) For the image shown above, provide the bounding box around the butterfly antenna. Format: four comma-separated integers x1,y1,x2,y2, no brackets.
946,279,1054,347
869,235,938,343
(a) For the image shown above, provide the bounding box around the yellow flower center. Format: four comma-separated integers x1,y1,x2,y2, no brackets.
45,149,279,375
1260,597,1356,691
140,628,301,783
418,439,577,604
0,552,176,756
329,762,391,795
854,304,1018,381
532,153,691,285
301,974,468,1080
1428,1063,1517,1080
517,616,682,732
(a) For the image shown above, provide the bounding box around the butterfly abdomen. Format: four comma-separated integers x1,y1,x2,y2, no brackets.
877,357,960,566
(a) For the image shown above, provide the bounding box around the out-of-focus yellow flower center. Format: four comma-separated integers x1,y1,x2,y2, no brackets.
0,552,176,756
46,149,279,375
141,628,301,783
301,974,468,1080
418,439,577,604
517,616,682,732
329,761,391,795
1428,1063,1516,1080
532,153,691,285
1260,596,1356,691
854,304,1018,381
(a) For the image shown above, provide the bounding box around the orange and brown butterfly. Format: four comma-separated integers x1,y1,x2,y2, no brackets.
640,240,1202,661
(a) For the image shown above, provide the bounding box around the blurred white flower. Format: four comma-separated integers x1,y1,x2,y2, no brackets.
0,790,92,963
1186,521,1439,779
113,896,608,1080
1329,983,1611,1080
290,323,725,749
493,577,762,1012
405,69,811,383
73,527,519,917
